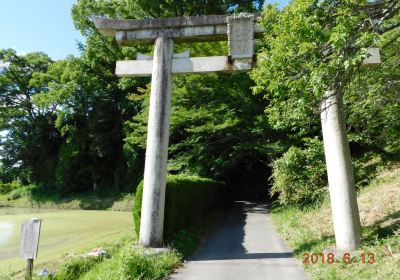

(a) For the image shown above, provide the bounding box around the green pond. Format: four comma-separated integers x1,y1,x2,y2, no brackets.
0,207,133,273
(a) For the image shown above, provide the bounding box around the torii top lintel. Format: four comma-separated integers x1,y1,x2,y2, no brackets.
93,14,263,46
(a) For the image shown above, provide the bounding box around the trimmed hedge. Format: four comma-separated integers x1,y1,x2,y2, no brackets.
133,174,224,242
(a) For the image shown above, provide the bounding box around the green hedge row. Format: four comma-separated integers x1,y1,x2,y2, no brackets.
133,174,224,242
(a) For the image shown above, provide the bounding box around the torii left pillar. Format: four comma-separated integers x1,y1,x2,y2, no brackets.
140,37,173,247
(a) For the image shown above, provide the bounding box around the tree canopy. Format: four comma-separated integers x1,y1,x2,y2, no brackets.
0,0,398,203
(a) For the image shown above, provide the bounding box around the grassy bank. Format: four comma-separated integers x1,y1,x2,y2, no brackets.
0,209,133,276
270,165,400,279
0,175,224,279
0,186,134,211
0,210,221,280
37,238,181,280
1,235,182,280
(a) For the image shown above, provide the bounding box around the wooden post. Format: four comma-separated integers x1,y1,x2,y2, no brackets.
139,37,173,247
20,218,41,280
26,259,33,280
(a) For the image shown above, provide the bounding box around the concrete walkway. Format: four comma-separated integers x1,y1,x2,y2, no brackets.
169,201,308,280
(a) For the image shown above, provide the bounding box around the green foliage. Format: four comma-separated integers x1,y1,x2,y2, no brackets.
0,49,61,186
124,73,273,180
252,0,399,137
133,175,224,242
43,236,180,280
252,0,381,137
253,0,379,98
72,0,264,36
352,153,387,189
0,272,13,280
0,0,269,196
171,230,198,256
6,184,33,201
132,180,144,235
270,138,327,206
0,31,140,194
164,175,224,240
345,41,400,153
55,141,90,195
252,0,400,201
2,0,399,209
0,181,21,195
46,54,139,194
270,166,400,279
54,256,103,280
81,244,181,280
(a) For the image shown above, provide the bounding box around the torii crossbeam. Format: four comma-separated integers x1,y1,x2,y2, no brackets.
94,13,261,247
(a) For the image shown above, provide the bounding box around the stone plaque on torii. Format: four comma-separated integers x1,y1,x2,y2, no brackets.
94,13,262,247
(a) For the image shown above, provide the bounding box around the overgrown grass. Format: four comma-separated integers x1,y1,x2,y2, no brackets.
1,174,224,279
50,211,223,280
0,210,133,278
0,235,181,280
20,236,181,280
0,179,222,279
78,245,181,280
24,210,221,280
270,165,400,279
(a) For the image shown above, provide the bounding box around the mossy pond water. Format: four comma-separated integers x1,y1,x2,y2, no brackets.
0,207,133,273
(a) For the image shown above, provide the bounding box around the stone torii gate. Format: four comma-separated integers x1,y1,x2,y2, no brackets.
94,13,362,252
94,13,261,248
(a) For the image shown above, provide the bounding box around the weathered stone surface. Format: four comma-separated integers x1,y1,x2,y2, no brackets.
141,247,171,257
320,91,361,251
136,53,152,60
139,37,173,248
173,50,190,59
116,56,253,77
93,14,263,45
363,47,381,65
115,26,263,46
93,14,261,36
228,13,255,59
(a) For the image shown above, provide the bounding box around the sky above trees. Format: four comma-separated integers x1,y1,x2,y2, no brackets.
0,0,289,60
0,0,84,59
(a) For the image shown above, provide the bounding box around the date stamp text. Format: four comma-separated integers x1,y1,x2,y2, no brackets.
303,252,375,265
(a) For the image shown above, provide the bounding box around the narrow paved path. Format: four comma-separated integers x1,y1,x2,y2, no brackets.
170,201,308,280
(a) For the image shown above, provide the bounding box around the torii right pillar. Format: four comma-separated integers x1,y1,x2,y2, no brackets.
321,91,361,251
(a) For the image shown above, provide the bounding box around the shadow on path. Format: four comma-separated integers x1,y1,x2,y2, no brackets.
170,200,308,280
